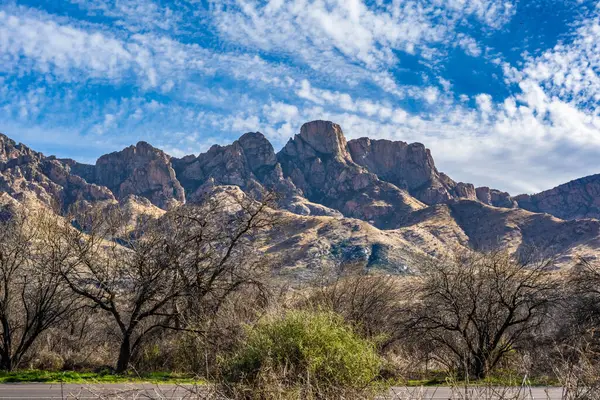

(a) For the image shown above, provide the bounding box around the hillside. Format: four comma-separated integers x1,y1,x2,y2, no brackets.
2,120,600,272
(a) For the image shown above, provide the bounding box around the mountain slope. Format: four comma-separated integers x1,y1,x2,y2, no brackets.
277,121,425,228
0,133,115,211
515,174,600,220
396,199,600,266
3,120,600,274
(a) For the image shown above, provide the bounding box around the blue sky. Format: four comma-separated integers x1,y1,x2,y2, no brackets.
1,0,599,194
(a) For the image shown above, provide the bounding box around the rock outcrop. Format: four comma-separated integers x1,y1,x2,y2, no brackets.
514,174,600,220
172,131,341,217
277,121,425,228
347,138,450,204
0,133,115,211
93,142,185,209
347,137,477,205
476,187,517,209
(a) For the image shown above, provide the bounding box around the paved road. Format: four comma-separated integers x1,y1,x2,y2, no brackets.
0,384,568,399
389,386,564,399
0,383,206,399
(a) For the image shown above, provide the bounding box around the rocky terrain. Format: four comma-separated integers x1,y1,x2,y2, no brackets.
2,120,600,274
0,133,115,212
277,121,424,228
514,175,600,220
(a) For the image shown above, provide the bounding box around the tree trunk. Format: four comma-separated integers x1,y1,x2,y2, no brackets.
115,335,131,374
0,354,13,372
469,354,487,380
1,318,13,371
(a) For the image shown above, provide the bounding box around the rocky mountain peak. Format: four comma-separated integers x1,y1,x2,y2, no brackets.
94,141,185,209
0,135,114,211
172,131,342,217
237,132,278,172
117,141,169,160
136,140,152,147
0,133,16,162
172,132,279,196
277,121,425,228
0,133,37,163
293,120,351,160
514,174,600,220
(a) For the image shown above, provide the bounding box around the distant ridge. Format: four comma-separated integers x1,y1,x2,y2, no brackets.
2,121,600,272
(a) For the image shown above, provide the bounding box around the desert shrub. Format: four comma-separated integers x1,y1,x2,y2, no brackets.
136,340,175,372
305,274,402,342
221,310,382,399
29,351,65,371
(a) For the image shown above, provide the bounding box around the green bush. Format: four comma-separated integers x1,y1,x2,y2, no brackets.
222,310,382,398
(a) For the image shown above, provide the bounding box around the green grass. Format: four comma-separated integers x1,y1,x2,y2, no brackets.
0,369,559,388
0,370,205,384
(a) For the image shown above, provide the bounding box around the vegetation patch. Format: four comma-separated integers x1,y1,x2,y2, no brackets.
222,310,382,398
0,370,204,384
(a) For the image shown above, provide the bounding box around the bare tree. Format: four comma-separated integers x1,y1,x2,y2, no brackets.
58,188,276,373
568,257,600,336
172,188,275,324
0,207,76,371
551,339,600,400
307,274,402,341
57,206,184,373
402,249,560,379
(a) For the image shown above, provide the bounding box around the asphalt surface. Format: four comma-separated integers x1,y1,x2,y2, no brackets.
0,384,567,399
0,383,206,399
388,386,564,399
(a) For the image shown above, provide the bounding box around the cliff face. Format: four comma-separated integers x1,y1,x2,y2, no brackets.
346,137,498,207
90,142,184,209
347,137,451,204
4,119,600,274
514,174,600,220
277,121,425,228
0,133,114,211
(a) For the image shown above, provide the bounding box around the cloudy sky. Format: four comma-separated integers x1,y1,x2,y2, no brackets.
1,0,599,194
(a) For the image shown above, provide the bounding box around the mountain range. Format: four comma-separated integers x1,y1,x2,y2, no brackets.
3,120,600,276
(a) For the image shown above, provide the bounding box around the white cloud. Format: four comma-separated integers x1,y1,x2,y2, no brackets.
0,10,133,81
475,93,493,113
0,6,296,91
434,0,515,29
515,10,600,115
212,0,515,70
68,0,183,33
263,102,299,124
456,34,483,57
423,87,440,104
297,79,439,116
